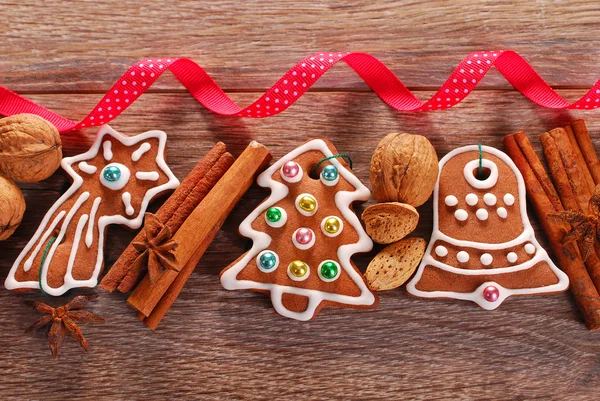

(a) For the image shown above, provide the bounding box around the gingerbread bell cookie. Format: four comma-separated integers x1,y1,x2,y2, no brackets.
407,145,569,309
5,125,180,296
220,139,377,320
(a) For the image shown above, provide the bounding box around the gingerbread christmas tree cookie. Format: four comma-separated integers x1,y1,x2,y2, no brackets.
5,125,179,296
407,145,569,309
220,139,378,320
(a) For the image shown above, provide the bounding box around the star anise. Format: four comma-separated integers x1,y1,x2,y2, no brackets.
25,294,104,358
549,185,600,260
131,212,179,284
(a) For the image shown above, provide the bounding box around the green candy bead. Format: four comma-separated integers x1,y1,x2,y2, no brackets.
266,207,282,223
320,261,338,280
103,166,121,182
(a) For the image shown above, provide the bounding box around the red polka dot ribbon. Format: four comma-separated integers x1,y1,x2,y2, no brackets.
1,50,599,133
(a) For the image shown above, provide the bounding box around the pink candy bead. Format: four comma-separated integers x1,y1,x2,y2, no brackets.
483,285,500,302
282,161,300,178
295,228,313,245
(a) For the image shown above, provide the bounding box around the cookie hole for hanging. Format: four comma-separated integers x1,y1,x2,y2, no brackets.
473,167,491,181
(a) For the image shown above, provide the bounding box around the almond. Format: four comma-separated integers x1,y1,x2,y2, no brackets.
365,237,426,291
362,202,419,244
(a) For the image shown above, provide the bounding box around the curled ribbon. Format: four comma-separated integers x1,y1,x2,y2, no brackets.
1,50,599,133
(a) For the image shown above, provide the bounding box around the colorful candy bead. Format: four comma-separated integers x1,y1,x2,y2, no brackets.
320,261,339,281
288,260,309,280
103,165,121,182
297,194,317,215
282,161,300,178
324,217,340,234
266,207,282,223
295,228,313,245
483,285,500,302
322,165,338,181
256,250,279,272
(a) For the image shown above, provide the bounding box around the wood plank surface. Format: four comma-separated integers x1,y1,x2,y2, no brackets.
1,1,600,400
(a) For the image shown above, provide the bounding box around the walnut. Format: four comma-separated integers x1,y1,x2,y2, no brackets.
0,174,25,240
370,133,438,207
0,114,62,182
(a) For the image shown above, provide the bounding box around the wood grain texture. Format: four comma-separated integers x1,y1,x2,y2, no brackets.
2,1,600,400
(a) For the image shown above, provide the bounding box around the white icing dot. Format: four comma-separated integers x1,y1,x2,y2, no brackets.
457,251,469,263
435,246,448,257
507,252,518,264
465,193,478,206
497,207,508,219
483,193,497,206
476,208,488,221
524,243,536,255
480,253,493,266
454,209,468,221
504,193,515,206
445,195,458,207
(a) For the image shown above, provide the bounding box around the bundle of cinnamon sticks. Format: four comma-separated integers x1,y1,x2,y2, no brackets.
504,120,600,330
101,141,271,329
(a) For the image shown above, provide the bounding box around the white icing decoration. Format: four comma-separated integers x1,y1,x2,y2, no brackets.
292,228,316,250
220,139,375,321
465,193,478,206
504,193,515,206
320,171,339,186
280,163,303,183
483,193,497,206
476,208,488,221
480,253,493,266
320,216,344,238
295,193,318,216
131,142,151,161
103,141,113,160
463,158,499,189
122,192,134,216
406,144,569,310
445,195,458,207
507,252,518,264
100,163,131,190
454,209,468,221
524,243,536,255
256,250,279,273
86,197,101,248
265,207,287,228
5,125,180,296
457,251,469,263
78,162,97,174
435,245,448,257
497,207,508,219
318,260,341,282
287,262,310,282
136,171,160,181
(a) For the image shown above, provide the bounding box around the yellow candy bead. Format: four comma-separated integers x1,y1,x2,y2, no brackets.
289,260,308,278
324,217,340,234
299,195,317,212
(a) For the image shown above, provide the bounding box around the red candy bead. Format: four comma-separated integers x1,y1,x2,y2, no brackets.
483,285,500,302
282,161,300,178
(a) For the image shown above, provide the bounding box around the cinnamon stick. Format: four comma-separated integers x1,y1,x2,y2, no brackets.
504,133,600,330
100,143,229,292
127,141,271,318
117,151,235,292
549,128,592,210
564,124,595,194
513,131,563,211
539,129,600,294
571,119,600,184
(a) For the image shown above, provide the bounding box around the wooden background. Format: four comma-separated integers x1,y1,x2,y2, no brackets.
1,1,600,400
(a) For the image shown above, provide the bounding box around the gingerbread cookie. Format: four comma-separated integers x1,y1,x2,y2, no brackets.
406,145,569,309
5,125,180,296
220,139,378,320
